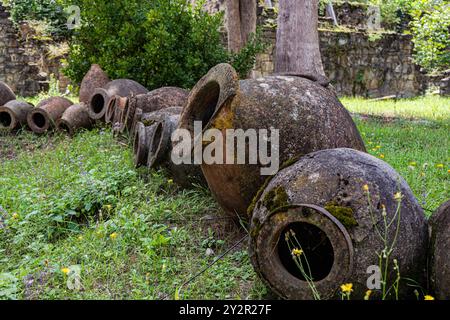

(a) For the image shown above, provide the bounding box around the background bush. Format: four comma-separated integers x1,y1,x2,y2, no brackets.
410,0,450,73
63,0,266,90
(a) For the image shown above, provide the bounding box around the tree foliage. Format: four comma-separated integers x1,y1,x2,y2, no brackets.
63,0,266,90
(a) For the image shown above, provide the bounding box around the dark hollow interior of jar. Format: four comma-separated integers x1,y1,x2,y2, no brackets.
32,113,47,129
0,111,12,127
277,222,335,282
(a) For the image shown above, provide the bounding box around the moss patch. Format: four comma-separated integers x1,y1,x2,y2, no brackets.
262,186,289,213
279,154,304,172
325,202,358,228
247,175,274,217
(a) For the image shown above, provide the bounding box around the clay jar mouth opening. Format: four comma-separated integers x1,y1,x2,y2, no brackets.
105,97,118,123
133,122,144,166
133,122,157,168
33,113,47,128
57,120,73,136
253,205,354,299
29,110,50,133
179,64,240,140
0,109,13,129
187,81,220,136
89,89,110,119
148,121,164,168
278,222,335,282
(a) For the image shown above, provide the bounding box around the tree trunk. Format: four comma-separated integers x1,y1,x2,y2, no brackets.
226,0,242,53
275,0,329,86
239,0,257,45
226,0,257,53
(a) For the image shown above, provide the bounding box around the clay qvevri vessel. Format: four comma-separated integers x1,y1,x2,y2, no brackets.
88,79,148,121
27,97,73,134
0,81,16,106
249,148,428,300
178,63,366,218
0,100,33,131
428,200,450,300
79,64,110,104
121,87,189,133
57,103,93,136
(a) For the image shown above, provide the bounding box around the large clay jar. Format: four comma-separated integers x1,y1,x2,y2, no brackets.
57,103,93,136
121,87,189,133
0,81,16,106
0,100,33,131
27,97,73,134
249,148,428,300
429,200,450,300
79,64,110,104
87,79,148,121
178,63,366,219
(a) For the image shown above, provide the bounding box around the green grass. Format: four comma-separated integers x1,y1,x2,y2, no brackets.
0,96,448,300
354,118,449,213
0,129,265,300
342,96,450,122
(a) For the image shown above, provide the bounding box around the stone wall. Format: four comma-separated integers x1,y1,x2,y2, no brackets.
0,4,68,97
194,0,427,98
254,29,424,98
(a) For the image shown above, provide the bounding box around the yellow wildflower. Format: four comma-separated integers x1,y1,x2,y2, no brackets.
424,295,435,301
340,283,353,293
12,213,19,219
436,164,444,169
394,192,403,201
448,169,450,174
77,235,83,241
409,162,417,167
379,154,385,159
292,248,303,257
61,268,70,275
110,232,118,240
363,184,369,192
376,145,382,149
168,179,174,184
364,290,372,300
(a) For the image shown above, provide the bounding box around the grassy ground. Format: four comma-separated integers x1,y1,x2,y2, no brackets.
0,96,448,300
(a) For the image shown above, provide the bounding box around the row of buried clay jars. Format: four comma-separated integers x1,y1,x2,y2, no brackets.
3,62,448,300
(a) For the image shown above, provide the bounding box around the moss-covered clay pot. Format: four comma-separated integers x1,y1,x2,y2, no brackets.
121,87,189,133
178,63,366,219
0,100,33,131
57,103,93,136
429,200,450,300
79,64,110,104
249,148,428,300
88,79,148,121
27,97,73,134
0,81,16,106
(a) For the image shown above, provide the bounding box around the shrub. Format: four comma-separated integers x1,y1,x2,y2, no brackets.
410,0,450,72
63,0,267,90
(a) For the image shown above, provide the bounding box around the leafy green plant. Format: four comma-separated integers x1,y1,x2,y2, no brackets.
409,0,450,72
63,0,267,90
0,273,18,300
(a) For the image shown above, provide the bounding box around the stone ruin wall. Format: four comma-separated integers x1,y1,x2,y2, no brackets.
192,0,428,98
0,4,68,97
1,1,444,98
